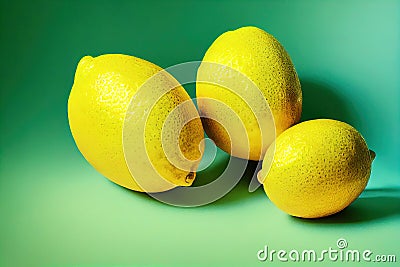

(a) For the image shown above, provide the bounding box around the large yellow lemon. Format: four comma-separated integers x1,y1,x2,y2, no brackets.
68,54,204,192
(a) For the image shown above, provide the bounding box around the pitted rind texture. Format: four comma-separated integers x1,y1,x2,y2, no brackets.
197,26,302,160
68,54,204,192
260,119,372,218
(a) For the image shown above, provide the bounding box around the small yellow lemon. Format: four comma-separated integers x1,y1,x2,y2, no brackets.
258,119,374,218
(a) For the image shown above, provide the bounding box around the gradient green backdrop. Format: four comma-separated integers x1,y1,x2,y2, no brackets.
1,0,399,266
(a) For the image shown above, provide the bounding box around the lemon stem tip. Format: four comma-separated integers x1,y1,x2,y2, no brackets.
369,149,376,161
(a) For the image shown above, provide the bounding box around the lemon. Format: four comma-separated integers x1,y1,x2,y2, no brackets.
68,54,204,192
196,26,302,160
258,119,374,218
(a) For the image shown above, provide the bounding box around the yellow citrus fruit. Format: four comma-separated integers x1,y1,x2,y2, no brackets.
196,26,302,160
68,54,204,192
258,119,374,218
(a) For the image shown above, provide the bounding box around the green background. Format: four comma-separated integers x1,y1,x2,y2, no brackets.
1,0,399,266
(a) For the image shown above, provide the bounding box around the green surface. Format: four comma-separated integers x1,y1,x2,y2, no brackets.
1,0,399,266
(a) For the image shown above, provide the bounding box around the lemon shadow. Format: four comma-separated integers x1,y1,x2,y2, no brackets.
290,188,400,224
111,152,264,207
209,159,265,206
110,148,245,207
192,148,230,186
152,152,263,207
300,80,360,126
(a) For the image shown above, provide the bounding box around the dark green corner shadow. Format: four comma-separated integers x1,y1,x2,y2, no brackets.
300,79,361,128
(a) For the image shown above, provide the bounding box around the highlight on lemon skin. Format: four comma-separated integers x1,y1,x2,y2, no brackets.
68,54,204,193
258,119,375,219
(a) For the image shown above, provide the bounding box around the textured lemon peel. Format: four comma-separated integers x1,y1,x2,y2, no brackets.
259,119,373,219
196,26,302,160
68,54,204,193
